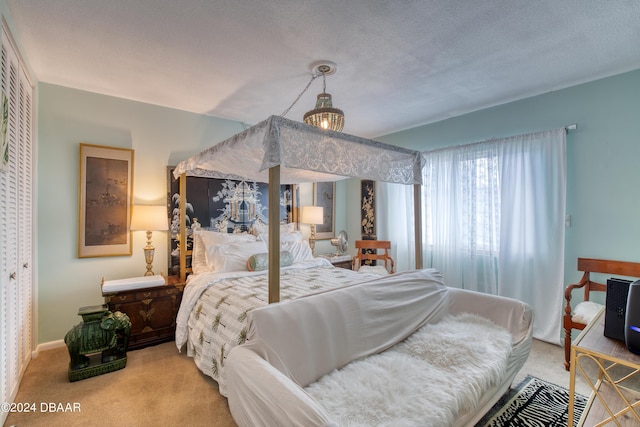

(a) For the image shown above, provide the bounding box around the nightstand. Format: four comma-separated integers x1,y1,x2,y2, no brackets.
318,253,353,270
103,275,184,350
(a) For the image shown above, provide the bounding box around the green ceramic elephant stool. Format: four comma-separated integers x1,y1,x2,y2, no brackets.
64,305,131,382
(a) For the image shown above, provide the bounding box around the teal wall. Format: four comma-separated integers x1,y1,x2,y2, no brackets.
33,69,640,344
0,0,634,351
15,0,635,344
37,84,247,343
375,69,640,292
36,84,343,344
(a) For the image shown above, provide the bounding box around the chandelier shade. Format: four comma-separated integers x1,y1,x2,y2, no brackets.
303,93,344,132
301,61,344,132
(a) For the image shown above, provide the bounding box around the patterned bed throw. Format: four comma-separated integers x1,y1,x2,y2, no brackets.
184,264,379,395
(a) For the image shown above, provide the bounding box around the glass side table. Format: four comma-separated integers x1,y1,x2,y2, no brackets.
569,307,640,426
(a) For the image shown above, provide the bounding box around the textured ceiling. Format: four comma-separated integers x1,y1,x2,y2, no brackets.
6,0,640,138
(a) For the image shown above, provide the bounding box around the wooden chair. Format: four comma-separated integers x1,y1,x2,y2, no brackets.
352,240,395,274
563,258,640,370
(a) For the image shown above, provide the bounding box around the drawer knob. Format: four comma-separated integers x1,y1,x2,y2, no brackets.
119,296,127,301
9,272,16,280
143,292,152,298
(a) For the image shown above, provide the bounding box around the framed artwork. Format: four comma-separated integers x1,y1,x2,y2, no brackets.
360,180,376,239
313,181,336,240
78,143,134,258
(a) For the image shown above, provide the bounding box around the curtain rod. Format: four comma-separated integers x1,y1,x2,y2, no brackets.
424,124,578,155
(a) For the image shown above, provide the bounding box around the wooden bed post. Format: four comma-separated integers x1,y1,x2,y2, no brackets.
268,165,280,303
179,173,187,282
413,183,423,269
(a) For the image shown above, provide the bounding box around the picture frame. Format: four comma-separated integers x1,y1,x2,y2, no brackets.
78,143,134,258
313,181,336,240
360,180,376,239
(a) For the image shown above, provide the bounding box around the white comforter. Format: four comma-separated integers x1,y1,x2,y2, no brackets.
175,258,381,395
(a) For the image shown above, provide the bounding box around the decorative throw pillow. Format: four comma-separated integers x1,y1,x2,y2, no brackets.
247,251,294,271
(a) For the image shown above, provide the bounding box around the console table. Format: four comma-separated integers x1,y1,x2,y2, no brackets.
569,307,640,426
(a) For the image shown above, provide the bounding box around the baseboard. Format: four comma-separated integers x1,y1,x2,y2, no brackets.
32,339,65,358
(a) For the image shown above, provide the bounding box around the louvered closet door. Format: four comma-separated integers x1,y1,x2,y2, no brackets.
17,61,34,376
0,25,33,424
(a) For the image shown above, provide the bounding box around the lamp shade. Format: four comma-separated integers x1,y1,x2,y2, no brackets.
300,206,324,225
130,205,168,231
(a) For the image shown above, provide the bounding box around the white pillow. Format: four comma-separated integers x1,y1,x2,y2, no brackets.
207,241,267,273
191,233,209,275
572,301,603,325
192,230,256,274
257,230,303,248
281,222,297,233
281,239,314,262
251,222,297,237
198,229,256,245
250,220,268,236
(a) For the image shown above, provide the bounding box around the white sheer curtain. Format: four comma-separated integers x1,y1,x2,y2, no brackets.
377,182,415,272
421,129,566,344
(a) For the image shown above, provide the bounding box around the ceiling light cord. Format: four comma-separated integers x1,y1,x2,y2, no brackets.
282,61,344,132
280,73,321,118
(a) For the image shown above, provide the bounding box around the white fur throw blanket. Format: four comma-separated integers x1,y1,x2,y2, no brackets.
305,313,512,427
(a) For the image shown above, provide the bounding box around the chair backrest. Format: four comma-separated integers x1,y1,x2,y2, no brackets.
576,258,640,300
353,240,395,273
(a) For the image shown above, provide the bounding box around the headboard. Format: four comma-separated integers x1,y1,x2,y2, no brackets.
166,167,297,276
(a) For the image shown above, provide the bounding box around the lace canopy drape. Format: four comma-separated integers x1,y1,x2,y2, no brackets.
174,115,423,185
173,115,424,301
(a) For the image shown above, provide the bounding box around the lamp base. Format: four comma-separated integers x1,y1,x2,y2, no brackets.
143,236,155,276
309,224,316,255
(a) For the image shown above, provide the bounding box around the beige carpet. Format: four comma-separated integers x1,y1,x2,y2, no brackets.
4,339,590,427
5,342,236,427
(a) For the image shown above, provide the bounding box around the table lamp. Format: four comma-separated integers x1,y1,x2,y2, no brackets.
300,206,323,254
130,205,168,276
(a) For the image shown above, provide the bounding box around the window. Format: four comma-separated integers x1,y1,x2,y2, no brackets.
421,128,567,343
423,146,499,256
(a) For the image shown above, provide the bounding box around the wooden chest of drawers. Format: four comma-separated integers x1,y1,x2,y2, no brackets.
103,276,184,350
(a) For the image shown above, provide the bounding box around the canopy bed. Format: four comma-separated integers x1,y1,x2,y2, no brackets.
172,115,425,300
171,116,533,424
171,116,424,390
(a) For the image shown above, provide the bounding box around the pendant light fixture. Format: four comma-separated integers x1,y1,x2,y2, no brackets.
281,60,345,132
303,62,344,132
